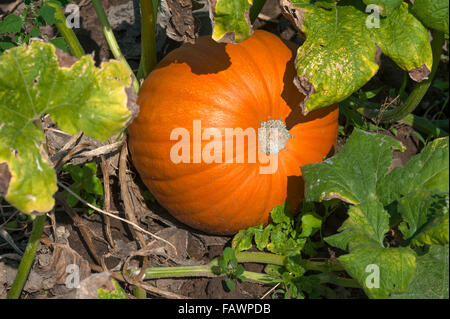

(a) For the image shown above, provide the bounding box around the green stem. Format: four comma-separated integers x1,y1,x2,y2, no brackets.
137,0,157,80
132,264,275,284
304,259,345,272
316,272,361,288
45,1,84,58
358,31,445,123
235,251,345,272
242,271,276,284
401,114,448,137
6,215,47,299
128,251,345,287
91,0,140,93
143,265,213,279
249,0,268,24
235,251,286,266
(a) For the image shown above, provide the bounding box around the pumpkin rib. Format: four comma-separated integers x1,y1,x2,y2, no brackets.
222,67,268,121
255,33,296,121
160,174,267,234
154,82,251,122
174,166,261,225
228,41,275,118
284,137,335,166
243,32,288,113
157,42,264,122
149,164,255,205
149,70,262,126
279,149,304,175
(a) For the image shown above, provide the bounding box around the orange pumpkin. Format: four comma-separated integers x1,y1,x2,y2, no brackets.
128,30,338,235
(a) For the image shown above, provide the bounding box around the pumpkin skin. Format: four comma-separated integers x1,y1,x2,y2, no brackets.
128,30,339,235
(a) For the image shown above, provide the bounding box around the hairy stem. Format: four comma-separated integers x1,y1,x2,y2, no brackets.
91,0,140,93
316,272,361,288
358,31,445,123
137,0,157,80
45,1,84,58
6,215,47,299
235,251,286,266
132,264,275,285
235,251,345,272
129,251,347,287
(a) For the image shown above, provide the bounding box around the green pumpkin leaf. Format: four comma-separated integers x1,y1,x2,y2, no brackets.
390,245,449,299
302,129,403,205
376,3,434,81
398,191,449,247
210,0,253,43
0,41,133,214
338,244,417,299
64,184,82,207
299,213,322,237
325,199,390,251
324,199,417,298
0,37,15,52
362,0,402,16
282,1,432,113
224,278,236,291
38,4,58,26
232,203,294,253
270,202,292,225
0,14,23,34
304,129,449,299
267,228,307,256
378,137,449,206
254,224,272,250
48,37,67,52
223,247,237,266
232,226,258,252
303,131,449,208
81,162,104,196
285,255,306,277
412,0,449,35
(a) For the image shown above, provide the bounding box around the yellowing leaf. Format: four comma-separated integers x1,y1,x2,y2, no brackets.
210,0,253,43
282,2,433,113
0,41,134,214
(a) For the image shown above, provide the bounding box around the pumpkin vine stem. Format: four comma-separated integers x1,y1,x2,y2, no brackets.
45,1,85,58
357,31,445,123
137,0,157,81
6,214,47,299
234,252,345,272
126,251,357,288
91,0,140,93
